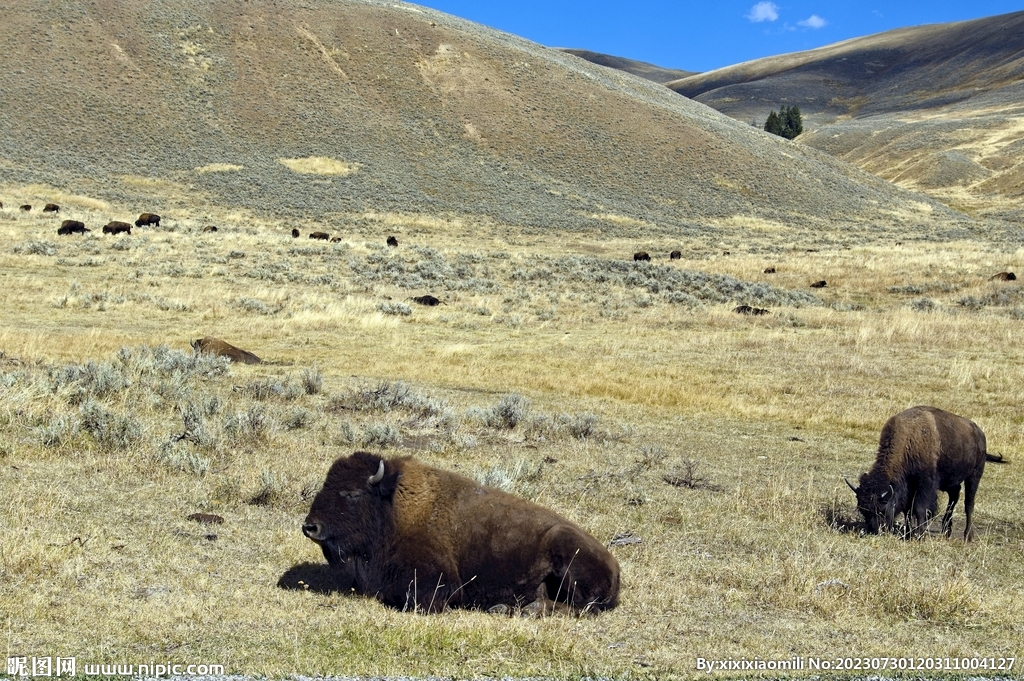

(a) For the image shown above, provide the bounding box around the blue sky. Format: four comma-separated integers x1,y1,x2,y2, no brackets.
410,1,1024,72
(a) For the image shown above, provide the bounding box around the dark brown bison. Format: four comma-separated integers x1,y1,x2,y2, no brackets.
847,406,1003,541
102,221,132,235
989,272,1016,281
135,213,161,227
20,204,31,211
309,231,329,240
763,267,776,274
387,235,399,247
669,250,681,260
411,295,443,306
190,336,261,365
57,220,89,235
302,452,620,615
633,251,651,262
810,280,827,288
733,305,769,316
291,228,300,238
202,225,218,233
330,236,342,243
43,203,60,213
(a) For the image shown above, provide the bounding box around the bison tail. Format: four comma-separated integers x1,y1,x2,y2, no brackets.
986,453,1008,464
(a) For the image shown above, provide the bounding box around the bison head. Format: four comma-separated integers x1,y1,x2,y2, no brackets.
302,452,398,566
848,475,897,534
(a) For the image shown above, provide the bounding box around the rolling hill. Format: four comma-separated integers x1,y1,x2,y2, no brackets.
0,0,972,237
667,11,1024,222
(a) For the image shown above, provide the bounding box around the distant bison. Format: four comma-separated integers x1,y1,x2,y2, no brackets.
190,336,261,365
633,251,651,262
733,305,769,316
57,220,89,235
387,235,399,247
847,406,1003,541
292,228,300,238
669,250,681,260
102,221,132,235
411,295,443,306
202,225,218,233
20,204,31,211
989,272,1016,281
810,280,827,288
135,213,161,227
302,452,621,615
330,236,342,243
763,267,776,274
309,231,329,240
43,203,59,213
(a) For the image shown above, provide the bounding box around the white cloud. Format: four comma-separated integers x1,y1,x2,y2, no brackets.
798,14,827,28
745,2,779,22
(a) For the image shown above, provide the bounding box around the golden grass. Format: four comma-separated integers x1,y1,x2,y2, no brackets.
278,157,362,176
2,190,1023,679
195,163,244,173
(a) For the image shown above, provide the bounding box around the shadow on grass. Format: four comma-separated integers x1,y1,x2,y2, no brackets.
277,561,354,594
819,502,865,534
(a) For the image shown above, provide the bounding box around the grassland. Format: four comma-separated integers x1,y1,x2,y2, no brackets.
1,188,1023,680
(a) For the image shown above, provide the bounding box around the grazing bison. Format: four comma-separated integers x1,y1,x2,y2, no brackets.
291,228,300,238
20,204,31,211
330,236,342,243
810,280,827,288
309,231,330,240
57,220,89,235
733,305,769,316
302,452,620,615
102,221,132,235
669,250,681,260
763,267,776,274
387,235,399,247
411,295,442,306
989,272,1016,281
633,251,651,262
847,406,1002,541
190,336,261,365
43,203,59,213
135,213,161,227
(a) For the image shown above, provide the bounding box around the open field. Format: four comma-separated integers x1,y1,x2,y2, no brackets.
2,190,1023,679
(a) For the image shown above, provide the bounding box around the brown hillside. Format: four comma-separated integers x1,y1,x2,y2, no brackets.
559,48,697,84
0,0,967,235
667,11,1024,222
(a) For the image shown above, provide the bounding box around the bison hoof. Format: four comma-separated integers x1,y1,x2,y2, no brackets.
486,604,510,616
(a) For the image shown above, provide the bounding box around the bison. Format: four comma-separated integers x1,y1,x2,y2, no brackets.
135,213,161,227
302,452,621,615
847,406,1003,541
733,305,769,316
410,295,442,306
309,231,330,240
57,220,89,235
989,272,1016,281
202,225,218,233
810,280,827,288
633,251,651,262
291,228,300,238
190,336,261,365
43,203,59,213
669,250,681,260
102,221,132,235
387,235,399,247
20,204,31,211
763,267,776,274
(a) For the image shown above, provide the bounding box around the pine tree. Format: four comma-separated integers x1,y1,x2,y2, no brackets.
763,111,783,137
763,105,803,139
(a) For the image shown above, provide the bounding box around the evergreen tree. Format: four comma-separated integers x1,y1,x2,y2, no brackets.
763,111,783,137
763,105,803,139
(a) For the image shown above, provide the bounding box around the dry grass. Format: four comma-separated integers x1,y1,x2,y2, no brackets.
1,191,1023,680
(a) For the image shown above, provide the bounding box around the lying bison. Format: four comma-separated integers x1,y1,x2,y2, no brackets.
103,221,132,235
387,235,399,247
20,204,31,211
410,295,442,306
190,336,261,364
810,280,827,288
633,251,651,262
847,406,1003,541
669,250,681,260
135,212,161,227
733,305,769,316
57,220,89,235
989,271,1016,281
302,452,620,615
309,231,329,240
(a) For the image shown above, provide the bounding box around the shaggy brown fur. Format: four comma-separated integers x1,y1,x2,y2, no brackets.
810,280,827,288
20,204,31,211
850,406,990,541
135,212,161,227
190,336,261,364
57,220,88,235
633,251,651,262
387,235,399,247
989,271,1016,281
302,452,620,615
103,221,132,235
309,231,329,240
669,250,681,260
43,203,60,212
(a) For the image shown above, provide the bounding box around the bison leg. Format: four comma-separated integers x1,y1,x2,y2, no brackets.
940,485,961,538
908,480,938,539
962,474,982,542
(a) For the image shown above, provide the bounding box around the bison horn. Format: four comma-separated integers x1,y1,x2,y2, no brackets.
844,478,857,493
368,460,385,485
